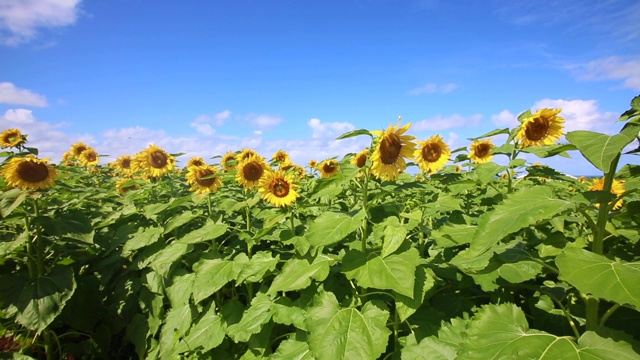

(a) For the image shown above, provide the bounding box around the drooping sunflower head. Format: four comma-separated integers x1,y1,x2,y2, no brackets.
79,148,100,166
221,151,238,172
319,159,340,178
186,164,222,194
0,128,26,148
116,178,140,195
516,108,564,148
133,144,175,178
112,155,133,175
258,169,300,207
588,177,625,210
239,148,259,162
271,150,291,166
186,156,206,170
0,155,58,190
414,135,451,174
70,142,91,158
236,154,269,189
370,121,416,180
469,138,495,164
351,148,370,168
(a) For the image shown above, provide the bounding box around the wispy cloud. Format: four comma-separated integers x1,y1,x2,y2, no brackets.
245,113,283,130
308,118,354,139
0,82,48,106
407,82,459,95
491,110,517,127
189,110,231,135
571,56,640,91
412,113,482,132
0,0,83,45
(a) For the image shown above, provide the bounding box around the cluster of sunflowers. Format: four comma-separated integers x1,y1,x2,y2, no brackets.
0,107,626,210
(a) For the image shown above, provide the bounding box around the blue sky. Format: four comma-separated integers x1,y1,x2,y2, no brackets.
1,0,639,176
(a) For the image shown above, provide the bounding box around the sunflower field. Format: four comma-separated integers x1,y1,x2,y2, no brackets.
1,96,640,360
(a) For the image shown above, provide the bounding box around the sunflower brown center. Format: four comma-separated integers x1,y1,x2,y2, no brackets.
270,179,290,198
475,144,491,158
121,158,131,168
525,117,549,141
422,143,442,162
243,162,263,181
356,154,367,168
17,161,49,183
73,146,87,156
85,152,97,162
379,134,401,164
322,162,337,173
149,151,168,168
196,169,216,187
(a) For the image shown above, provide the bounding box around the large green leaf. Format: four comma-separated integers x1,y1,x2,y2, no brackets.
381,216,408,258
177,220,227,244
306,292,390,360
271,336,313,360
520,143,577,158
459,303,640,359
174,302,225,355
401,336,457,360
0,188,26,218
234,251,279,284
163,210,198,234
451,186,575,271
394,266,436,322
566,123,640,173
158,304,196,360
226,293,273,343
470,162,508,184
557,248,640,309
122,226,164,255
146,242,191,276
192,258,241,303
306,210,365,247
267,255,335,295
342,247,419,298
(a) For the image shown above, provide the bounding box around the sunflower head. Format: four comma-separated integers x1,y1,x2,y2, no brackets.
351,148,370,168
468,138,495,164
258,169,300,207
588,177,625,210
236,154,269,189
414,135,451,174
0,128,26,149
112,155,134,175
370,121,416,180
133,144,175,178
308,159,318,169
116,178,140,195
70,142,91,158
516,108,564,148
239,148,259,162
221,151,238,172
319,159,340,178
186,156,207,170
79,148,100,166
186,165,222,194
271,150,291,166
0,155,58,190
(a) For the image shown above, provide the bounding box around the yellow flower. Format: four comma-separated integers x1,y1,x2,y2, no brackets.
79,148,99,166
319,159,340,178
370,121,416,180
186,165,222,194
1,155,58,190
588,177,625,210
239,148,259,162
308,159,318,169
236,154,269,189
414,135,451,174
258,169,300,207
501,170,511,180
186,156,206,169
70,142,91,158
271,149,291,166
112,155,134,176
351,148,370,168
516,108,564,148
133,144,175,178
468,138,495,163
116,178,140,195
61,151,75,166
221,151,238,172
0,128,26,148
290,164,306,180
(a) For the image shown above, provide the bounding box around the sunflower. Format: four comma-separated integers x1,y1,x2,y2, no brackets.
186,156,206,169
116,178,140,195
351,149,370,168
239,148,259,162
516,108,564,148
221,151,238,172
61,151,75,166
308,159,318,169
70,142,91,158
370,121,416,181
414,135,451,174
258,169,300,207
0,155,58,190
236,154,269,189
133,144,175,178
468,138,495,163
588,177,625,210
79,148,99,166
186,164,222,194
271,149,291,166
289,164,306,180
319,159,340,178
0,128,26,148
112,155,134,176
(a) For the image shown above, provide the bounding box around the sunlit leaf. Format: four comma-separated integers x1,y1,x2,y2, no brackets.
307,210,365,247
566,123,640,172
192,258,240,303
381,216,408,258
468,128,510,141
226,293,273,343
267,255,335,295
335,129,372,140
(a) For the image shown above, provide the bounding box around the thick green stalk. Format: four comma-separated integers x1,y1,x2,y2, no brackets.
361,171,370,253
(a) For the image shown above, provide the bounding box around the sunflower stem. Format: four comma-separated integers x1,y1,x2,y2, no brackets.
361,170,370,253
206,194,213,218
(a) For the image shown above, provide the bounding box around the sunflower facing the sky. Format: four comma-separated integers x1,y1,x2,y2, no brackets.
468,138,495,163
319,159,340,178
236,154,269,189
221,151,238,172
351,148,370,168
133,144,175,178
588,177,626,210
1,155,58,190
79,148,100,166
258,169,300,207
370,121,416,181
0,128,26,149
414,135,451,174
516,108,565,148
186,164,223,194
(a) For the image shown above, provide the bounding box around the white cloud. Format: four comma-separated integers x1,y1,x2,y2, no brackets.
189,110,232,135
0,0,82,45
2,108,37,123
407,82,459,95
491,110,517,127
0,82,48,106
412,113,482,132
245,113,283,130
532,99,618,133
573,56,640,91
308,118,355,139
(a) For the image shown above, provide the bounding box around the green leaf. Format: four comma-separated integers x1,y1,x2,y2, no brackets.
394,266,436,322
432,223,476,248
146,242,191,276
306,292,390,360
165,272,195,307
342,247,419,297
557,248,640,309
451,186,575,271
267,255,335,295
226,293,273,343
335,129,372,140
619,95,640,122
566,124,640,172
520,143,577,158
0,189,26,218
234,251,279,284
467,128,510,141
381,216,408,258
271,336,314,360
163,210,198,234
306,210,365,247
177,220,227,244
192,258,240,303
470,162,508,184
175,302,225,355
158,304,196,360
401,336,457,360
122,226,164,255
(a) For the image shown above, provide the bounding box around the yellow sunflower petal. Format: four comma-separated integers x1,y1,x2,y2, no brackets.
258,169,300,207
